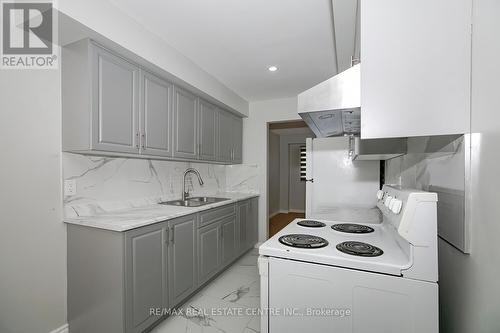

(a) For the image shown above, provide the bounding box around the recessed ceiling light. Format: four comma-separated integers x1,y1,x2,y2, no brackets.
268,66,278,72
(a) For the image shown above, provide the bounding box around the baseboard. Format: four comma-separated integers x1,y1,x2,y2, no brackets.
268,211,280,219
49,324,68,333
288,209,305,214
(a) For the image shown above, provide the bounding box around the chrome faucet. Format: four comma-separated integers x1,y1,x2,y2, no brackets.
183,168,204,201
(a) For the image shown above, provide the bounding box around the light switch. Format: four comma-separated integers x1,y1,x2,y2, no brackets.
64,179,77,196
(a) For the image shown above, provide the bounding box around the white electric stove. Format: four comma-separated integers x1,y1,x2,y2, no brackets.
258,185,439,333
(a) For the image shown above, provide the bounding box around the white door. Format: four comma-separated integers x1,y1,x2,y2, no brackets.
288,144,306,212
305,137,379,217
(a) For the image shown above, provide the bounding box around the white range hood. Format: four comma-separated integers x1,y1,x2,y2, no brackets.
298,63,406,160
298,64,361,137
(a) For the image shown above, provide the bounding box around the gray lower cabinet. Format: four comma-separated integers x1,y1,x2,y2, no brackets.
173,87,198,159
67,199,257,333
125,223,168,333
168,214,197,305
237,198,259,254
197,221,222,285
237,200,249,254
248,197,259,247
141,71,173,157
221,215,238,266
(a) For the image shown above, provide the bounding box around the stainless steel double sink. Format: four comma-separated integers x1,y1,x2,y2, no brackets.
160,196,230,207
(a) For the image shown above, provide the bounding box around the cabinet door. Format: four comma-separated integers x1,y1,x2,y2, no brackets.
168,214,197,306
198,222,221,285
217,109,233,162
125,223,167,333
141,72,173,157
221,216,237,266
360,0,472,139
173,87,198,159
91,45,140,153
198,99,218,161
238,201,249,254
247,198,258,248
232,116,243,163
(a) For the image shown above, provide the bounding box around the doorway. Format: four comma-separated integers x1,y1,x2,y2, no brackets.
288,143,306,212
267,121,314,237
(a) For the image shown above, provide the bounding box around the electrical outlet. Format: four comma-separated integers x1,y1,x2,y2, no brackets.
64,179,77,196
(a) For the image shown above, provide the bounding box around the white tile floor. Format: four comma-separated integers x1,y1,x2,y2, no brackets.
152,249,260,333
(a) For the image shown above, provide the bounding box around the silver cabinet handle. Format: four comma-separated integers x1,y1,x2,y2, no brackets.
170,226,175,244
136,133,140,149
165,228,169,244
141,133,146,150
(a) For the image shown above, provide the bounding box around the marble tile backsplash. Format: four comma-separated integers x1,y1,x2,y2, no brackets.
385,135,465,191
63,153,260,218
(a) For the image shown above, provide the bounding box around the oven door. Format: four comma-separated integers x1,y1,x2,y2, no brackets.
266,257,438,333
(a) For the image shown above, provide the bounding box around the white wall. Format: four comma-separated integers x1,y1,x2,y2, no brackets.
0,69,66,331
268,131,281,216
243,97,301,241
56,0,249,116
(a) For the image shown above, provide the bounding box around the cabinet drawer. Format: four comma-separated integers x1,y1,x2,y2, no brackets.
198,204,236,228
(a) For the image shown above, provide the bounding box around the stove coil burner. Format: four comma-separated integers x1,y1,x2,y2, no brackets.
279,234,329,249
297,220,326,228
332,223,374,234
336,241,383,257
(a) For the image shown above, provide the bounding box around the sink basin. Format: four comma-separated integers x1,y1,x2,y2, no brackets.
188,197,230,204
160,197,230,207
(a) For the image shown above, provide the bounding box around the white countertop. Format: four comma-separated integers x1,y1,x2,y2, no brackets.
64,192,259,232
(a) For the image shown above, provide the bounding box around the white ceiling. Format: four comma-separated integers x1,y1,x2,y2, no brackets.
108,0,356,101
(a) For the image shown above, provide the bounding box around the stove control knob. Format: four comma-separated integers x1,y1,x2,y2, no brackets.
388,197,396,210
392,200,403,214
384,196,393,207
376,190,384,200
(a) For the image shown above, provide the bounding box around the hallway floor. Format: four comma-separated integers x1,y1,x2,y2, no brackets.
152,249,260,333
268,212,305,237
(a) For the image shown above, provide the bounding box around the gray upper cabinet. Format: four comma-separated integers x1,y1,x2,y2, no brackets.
125,223,168,333
198,99,218,161
221,215,237,266
141,71,173,157
232,116,243,163
198,221,221,285
218,109,234,162
168,214,197,306
218,109,243,163
91,45,140,154
62,39,243,164
173,87,198,159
